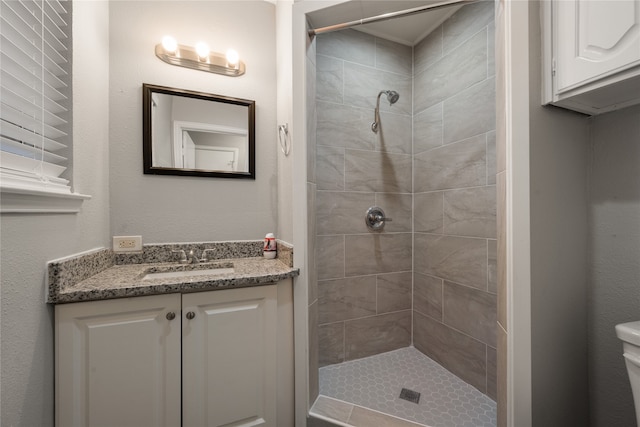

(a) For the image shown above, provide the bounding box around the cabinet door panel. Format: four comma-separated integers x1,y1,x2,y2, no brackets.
556,0,640,91
182,286,277,427
55,294,181,427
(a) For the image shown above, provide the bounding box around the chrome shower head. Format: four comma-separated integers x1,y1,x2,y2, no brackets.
386,90,400,105
372,90,400,133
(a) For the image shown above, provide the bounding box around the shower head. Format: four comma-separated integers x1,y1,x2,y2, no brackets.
386,90,400,105
372,90,400,133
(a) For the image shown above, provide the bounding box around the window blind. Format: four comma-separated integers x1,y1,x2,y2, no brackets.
0,0,72,194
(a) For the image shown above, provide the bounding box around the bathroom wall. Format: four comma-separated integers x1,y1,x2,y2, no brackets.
108,1,277,243
412,1,497,398
315,29,414,366
0,2,112,425
588,104,640,427
526,3,591,427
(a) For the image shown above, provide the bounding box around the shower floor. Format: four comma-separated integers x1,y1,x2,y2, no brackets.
315,346,496,427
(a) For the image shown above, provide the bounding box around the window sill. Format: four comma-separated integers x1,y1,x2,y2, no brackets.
1,186,91,214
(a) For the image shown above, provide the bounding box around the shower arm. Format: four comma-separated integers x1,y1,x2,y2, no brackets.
372,92,384,133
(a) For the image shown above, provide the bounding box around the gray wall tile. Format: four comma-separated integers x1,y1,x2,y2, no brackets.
308,183,318,304
443,281,497,346
307,57,317,184
345,310,411,360
414,135,486,192
309,300,319,399
487,130,496,184
414,26,443,76
414,29,487,112
443,0,495,55
345,150,412,193
344,62,412,115
444,186,497,238
316,101,375,150
488,239,497,294
375,112,412,154
488,21,495,77
414,234,488,289
377,272,412,313
317,29,375,67
414,191,444,233
319,322,345,367
414,273,443,320
317,235,344,281
317,145,345,191
318,276,377,324
375,37,412,76
414,103,443,154
413,311,487,392
375,193,412,232
443,77,496,144
345,233,412,276
487,345,497,400
317,55,343,103
316,191,375,235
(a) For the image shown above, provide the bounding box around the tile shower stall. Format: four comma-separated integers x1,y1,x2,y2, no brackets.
306,2,497,425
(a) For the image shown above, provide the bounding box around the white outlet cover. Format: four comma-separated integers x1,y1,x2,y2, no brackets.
112,236,143,252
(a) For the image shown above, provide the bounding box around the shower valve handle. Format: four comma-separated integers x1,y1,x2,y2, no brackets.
365,206,392,230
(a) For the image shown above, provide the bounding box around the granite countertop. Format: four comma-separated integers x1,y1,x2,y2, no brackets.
48,241,298,304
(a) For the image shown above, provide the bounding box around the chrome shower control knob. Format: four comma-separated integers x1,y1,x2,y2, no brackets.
365,206,392,231
186,311,196,320
166,312,176,321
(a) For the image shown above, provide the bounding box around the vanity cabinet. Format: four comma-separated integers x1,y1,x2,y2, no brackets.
55,282,293,427
543,0,640,115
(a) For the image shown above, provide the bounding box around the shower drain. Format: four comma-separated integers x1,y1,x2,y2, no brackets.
399,388,421,404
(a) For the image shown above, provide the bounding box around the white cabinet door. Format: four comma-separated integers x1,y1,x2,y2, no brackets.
182,285,278,427
555,0,640,92
55,294,181,427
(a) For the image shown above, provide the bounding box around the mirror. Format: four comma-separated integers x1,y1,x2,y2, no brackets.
143,84,255,179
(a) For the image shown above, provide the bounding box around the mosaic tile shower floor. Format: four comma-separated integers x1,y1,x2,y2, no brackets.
319,347,496,427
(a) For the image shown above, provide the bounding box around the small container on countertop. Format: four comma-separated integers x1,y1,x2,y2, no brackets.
263,233,277,259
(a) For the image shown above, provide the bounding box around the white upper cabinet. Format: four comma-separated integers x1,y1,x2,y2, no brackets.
543,0,640,115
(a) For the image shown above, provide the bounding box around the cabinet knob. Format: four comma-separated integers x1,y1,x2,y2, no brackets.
186,311,196,320
166,311,176,321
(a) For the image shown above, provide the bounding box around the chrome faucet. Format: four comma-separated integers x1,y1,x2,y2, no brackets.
171,249,201,264
187,249,200,264
172,249,188,264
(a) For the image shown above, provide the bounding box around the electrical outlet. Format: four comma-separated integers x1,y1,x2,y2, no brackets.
113,236,142,252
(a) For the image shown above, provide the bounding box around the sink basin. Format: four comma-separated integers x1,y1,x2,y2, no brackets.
142,262,234,281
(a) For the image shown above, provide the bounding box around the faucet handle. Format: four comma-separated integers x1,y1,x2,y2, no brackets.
201,249,216,262
171,249,188,264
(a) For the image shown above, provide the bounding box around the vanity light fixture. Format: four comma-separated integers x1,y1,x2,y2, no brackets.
155,36,245,77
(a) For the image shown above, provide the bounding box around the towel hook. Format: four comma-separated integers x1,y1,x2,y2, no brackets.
278,123,291,156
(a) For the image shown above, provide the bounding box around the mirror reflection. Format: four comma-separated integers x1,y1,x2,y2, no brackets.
143,84,255,179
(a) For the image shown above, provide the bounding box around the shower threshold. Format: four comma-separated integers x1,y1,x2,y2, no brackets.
312,346,496,427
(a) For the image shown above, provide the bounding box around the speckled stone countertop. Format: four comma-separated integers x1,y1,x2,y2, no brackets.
48,240,298,304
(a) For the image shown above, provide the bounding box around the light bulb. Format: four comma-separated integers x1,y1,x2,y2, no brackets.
226,49,239,66
161,35,177,53
195,42,209,60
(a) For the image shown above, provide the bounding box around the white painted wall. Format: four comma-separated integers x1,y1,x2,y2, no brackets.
0,1,111,425
276,0,294,243
109,1,277,243
588,104,640,427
